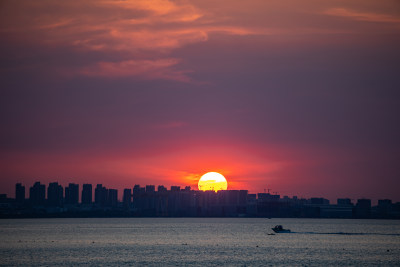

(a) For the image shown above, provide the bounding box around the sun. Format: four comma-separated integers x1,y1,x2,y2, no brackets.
198,172,228,192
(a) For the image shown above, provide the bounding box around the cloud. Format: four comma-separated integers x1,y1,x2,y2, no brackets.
9,1,396,81
324,8,400,23
0,0,259,81
80,59,191,81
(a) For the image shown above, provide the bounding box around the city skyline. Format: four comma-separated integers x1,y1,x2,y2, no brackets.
2,180,398,219
1,0,400,203
3,180,398,205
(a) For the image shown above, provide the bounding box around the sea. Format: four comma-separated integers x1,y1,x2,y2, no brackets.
0,218,399,266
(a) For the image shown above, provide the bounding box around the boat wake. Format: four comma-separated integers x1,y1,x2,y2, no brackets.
292,231,400,236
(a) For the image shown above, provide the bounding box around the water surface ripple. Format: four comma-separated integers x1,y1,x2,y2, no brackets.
0,218,399,266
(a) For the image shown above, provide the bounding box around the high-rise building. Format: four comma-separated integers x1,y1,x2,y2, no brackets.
81,184,92,204
132,185,145,212
15,183,25,204
29,182,46,206
354,198,372,218
123,188,131,208
356,199,371,208
48,182,63,207
133,185,145,195
310,198,330,205
157,185,167,192
377,199,392,217
108,189,118,207
65,183,79,205
95,184,108,207
337,198,353,206
145,185,155,193
171,186,180,192
378,199,392,207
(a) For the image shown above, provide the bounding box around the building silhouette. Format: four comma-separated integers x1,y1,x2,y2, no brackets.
1,181,399,219
123,189,131,209
65,183,79,205
377,199,392,217
15,183,25,204
133,185,145,194
95,184,108,207
47,182,63,207
81,184,92,205
354,199,372,218
108,189,118,207
29,182,46,206
158,185,167,192
337,198,353,206
146,185,155,193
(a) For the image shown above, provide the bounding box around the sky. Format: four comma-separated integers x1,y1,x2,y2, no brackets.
1,0,399,202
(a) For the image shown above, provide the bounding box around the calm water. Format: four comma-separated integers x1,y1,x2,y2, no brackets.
0,218,399,266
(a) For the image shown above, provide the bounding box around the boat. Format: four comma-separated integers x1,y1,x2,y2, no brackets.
271,225,291,233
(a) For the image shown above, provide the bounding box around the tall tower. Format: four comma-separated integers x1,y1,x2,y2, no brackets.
65,183,79,205
29,182,46,206
81,184,93,204
15,183,25,204
47,182,63,207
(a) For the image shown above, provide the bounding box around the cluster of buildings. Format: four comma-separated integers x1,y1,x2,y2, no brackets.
1,182,399,219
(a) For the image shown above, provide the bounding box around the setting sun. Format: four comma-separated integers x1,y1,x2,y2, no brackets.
198,172,228,192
